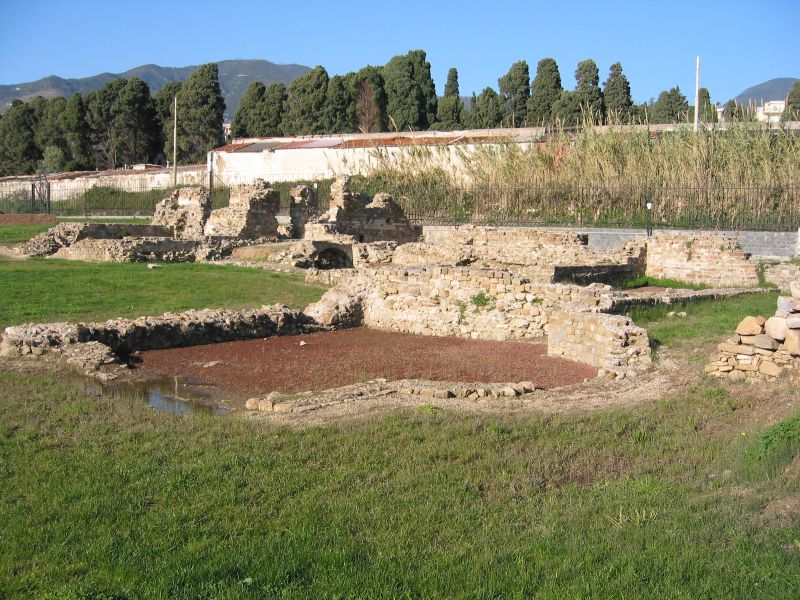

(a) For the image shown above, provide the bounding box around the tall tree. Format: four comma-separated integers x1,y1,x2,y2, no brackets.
34,97,67,158
349,67,387,133
175,63,225,163
281,65,329,135
324,75,355,133
231,81,265,138
85,78,127,169
59,93,91,170
526,58,562,126
408,50,437,129
782,81,800,121
690,87,718,123
253,82,288,137
498,60,530,127
383,50,437,130
574,59,604,124
603,62,633,122
435,67,463,130
650,87,689,123
723,99,746,121
551,90,581,126
112,77,160,165
466,87,503,129
153,81,183,161
0,100,39,175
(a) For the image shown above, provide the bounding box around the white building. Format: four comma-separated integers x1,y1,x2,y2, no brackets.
755,100,785,123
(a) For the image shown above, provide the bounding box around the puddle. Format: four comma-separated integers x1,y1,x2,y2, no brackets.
87,378,232,416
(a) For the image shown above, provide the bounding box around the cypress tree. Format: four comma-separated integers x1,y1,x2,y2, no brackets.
324,75,355,133
467,87,503,129
175,63,226,163
384,50,436,130
603,63,633,122
436,67,463,130
349,66,387,133
0,100,39,175
498,60,530,127
574,59,604,124
112,77,160,165
282,66,329,135
526,58,562,126
692,88,718,123
85,78,127,169
59,93,91,170
34,97,67,158
231,81,266,138
651,87,688,123
782,81,800,121
408,50,437,129
551,90,581,126
253,82,288,137
153,81,183,160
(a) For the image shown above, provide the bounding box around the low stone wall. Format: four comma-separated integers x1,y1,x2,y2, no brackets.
18,222,173,256
705,286,800,384
645,232,759,287
765,263,800,292
0,214,56,225
204,179,279,238
1,305,314,357
546,309,651,378
53,237,199,263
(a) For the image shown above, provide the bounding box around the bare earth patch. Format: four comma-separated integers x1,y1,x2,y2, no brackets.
136,328,597,396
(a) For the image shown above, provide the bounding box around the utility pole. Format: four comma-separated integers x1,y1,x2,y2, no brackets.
172,96,178,187
694,56,701,133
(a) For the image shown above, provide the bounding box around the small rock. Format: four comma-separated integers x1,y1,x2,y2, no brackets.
765,316,788,341
759,361,783,378
677,311,687,318
735,316,764,336
753,334,780,351
244,398,260,410
299,340,307,346
667,311,676,319
257,400,274,412
147,263,160,269
202,360,222,368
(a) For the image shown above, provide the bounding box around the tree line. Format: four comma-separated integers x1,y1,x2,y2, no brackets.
232,51,777,139
0,64,224,176
2,51,799,177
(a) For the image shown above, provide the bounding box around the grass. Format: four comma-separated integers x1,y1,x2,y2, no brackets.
627,291,779,348
0,258,326,327
619,275,708,291
0,217,152,245
1,365,798,598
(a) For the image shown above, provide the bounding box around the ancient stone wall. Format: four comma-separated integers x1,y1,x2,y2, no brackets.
289,184,318,239
305,176,421,244
204,179,279,238
18,222,172,256
545,309,651,378
765,263,800,292
53,238,199,263
391,225,646,285
152,187,210,239
645,232,759,287
1,305,314,357
705,284,800,384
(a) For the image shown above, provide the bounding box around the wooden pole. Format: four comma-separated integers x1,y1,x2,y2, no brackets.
172,96,178,187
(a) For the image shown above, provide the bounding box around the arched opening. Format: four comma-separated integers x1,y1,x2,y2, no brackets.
313,248,352,269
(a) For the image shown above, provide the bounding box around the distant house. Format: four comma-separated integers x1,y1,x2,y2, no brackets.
755,100,785,123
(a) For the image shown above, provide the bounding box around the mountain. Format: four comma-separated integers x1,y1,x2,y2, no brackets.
734,77,798,106
0,59,311,119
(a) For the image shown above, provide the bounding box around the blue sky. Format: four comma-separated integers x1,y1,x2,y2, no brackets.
1,0,797,104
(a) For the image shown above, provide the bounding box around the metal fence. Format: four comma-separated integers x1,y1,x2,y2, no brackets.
2,176,798,231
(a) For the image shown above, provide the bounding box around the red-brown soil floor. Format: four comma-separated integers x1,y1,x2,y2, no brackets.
136,328,596,395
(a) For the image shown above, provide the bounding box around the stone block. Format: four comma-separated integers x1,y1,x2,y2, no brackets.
735,316,764,336
791,280,800,299
718,342,753,355
765,316,788,341
784,330,800,357
777,296,800,314
754,334,780,350
759,361,783,377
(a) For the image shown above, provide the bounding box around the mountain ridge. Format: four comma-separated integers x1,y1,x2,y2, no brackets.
734,77,797,106
0,59,311,119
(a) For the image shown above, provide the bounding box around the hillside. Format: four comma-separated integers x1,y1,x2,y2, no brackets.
0,59,311,119
734,77,798,105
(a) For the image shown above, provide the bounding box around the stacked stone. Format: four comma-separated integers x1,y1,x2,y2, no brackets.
764,264,800,293
705,281,800,382
152,187,211,239
289,184,318,239
203,179,279,239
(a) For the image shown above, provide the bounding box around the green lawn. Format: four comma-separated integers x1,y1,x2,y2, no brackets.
0,217,151,245
0,366,798,598
0,258,325,327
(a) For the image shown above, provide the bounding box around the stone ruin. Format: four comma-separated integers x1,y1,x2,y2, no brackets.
204,179,279,238
289,184,318,239
152,187,210,239
706,281,800,384
303,176,421,244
